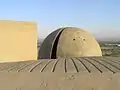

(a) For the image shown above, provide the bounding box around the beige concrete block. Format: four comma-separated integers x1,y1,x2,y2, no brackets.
0,20,37,62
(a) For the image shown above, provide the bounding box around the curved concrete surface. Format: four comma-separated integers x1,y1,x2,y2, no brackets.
39,28,64,59
0,57,120,90
39,27,102,59
57,27,102,58
0,57,119,73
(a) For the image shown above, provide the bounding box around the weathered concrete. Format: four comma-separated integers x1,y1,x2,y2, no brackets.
0,20,37,62
39,28,64,59
0,57,119,90
39,27,102,59
0,73,120,90
0,57,119,73
57,27,102,58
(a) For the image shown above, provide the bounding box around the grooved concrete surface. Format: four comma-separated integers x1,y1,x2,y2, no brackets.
0,57,120,73
0,57,120,90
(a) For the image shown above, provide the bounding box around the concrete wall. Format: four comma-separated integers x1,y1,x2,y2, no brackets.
0,20,37,62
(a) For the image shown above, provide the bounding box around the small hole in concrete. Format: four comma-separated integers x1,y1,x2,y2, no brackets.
73,39,75,41
83,38,86,41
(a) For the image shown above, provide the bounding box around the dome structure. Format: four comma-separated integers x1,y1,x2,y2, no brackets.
39,27,102,59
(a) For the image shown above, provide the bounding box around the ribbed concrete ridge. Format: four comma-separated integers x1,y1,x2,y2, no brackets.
0,57,120,90
0,57,120,73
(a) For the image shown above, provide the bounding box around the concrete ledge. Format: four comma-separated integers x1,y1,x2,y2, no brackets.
0,72,119,90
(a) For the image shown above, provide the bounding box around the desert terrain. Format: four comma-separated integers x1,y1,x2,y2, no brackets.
99,41,120,56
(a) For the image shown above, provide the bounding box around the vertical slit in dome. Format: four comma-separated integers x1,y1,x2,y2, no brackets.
51,29,64,59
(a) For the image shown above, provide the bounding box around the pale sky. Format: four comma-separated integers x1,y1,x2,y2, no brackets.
0,0,120,40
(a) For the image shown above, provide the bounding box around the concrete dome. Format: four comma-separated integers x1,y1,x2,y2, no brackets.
39,27,102,59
